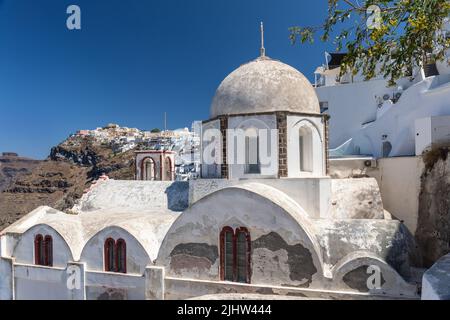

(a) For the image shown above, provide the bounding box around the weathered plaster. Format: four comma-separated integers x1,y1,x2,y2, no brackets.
330,178,385,219
210,57,320,118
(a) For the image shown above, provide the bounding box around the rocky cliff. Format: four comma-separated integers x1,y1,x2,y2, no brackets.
0,134,136,231
0,153,40,192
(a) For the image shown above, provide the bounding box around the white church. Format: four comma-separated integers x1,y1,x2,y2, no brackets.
0,26,422,300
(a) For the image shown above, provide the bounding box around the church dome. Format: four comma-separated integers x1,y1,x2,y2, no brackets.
210,56,320,118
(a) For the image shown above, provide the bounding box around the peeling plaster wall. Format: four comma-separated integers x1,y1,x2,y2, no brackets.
251,232,317,288
80,227,151,275
315,219,420,279
157,187,324,289
332,254,418,298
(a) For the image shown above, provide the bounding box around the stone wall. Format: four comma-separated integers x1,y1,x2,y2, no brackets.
277,112,288,178
416,148,450,267
219,116,229,179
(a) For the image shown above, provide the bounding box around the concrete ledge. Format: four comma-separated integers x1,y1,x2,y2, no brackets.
164,276,418,300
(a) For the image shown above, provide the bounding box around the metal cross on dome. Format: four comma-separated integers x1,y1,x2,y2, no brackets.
260,21,266,58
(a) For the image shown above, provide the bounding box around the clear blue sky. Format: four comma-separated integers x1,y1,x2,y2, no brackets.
0,0,335,159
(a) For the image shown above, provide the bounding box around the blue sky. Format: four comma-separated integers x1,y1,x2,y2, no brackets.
0,0,335,159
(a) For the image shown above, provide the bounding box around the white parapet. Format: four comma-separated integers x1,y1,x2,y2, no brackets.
415,115,450,156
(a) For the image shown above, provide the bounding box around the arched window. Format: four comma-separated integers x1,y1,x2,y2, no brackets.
44,235,53,267
142,158,155,181
236,228,251,283
244,130,260,174
165,157,172,181
104,238,127,273
116,239,127,274
104,238,116,272
34,234,44,265
220,227,251,284
299,126,313,172
34,234,53,267
220,227,235,281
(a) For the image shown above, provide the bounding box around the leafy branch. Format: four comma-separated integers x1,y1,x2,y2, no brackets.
290,0,450,85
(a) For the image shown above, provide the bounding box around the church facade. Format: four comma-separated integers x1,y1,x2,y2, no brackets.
0,39,421,300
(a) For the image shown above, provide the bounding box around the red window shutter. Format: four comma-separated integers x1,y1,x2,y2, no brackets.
104,238,115,272
34,234,43,265
44,235,53,267
220,227,234,281
116,239,127,273
235,227,251,284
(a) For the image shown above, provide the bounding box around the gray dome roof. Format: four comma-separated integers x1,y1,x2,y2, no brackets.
210,57,320,118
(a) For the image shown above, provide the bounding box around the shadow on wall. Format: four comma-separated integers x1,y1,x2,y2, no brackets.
165,182,189,211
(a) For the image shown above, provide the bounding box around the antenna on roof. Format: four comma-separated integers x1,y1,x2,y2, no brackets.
260,21,266,57
164,112,167,132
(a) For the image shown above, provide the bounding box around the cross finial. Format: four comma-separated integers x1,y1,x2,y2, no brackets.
260,21,266,57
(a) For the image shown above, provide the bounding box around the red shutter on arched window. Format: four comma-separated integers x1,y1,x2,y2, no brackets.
236,227,251,284
104,238,115,272
220,227,235,281
220,227,252,284
116,239,127,273
34,234,43,265
44,235,53,267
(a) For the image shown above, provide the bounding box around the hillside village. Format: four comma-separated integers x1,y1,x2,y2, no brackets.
0,122,201,231
64,123,202,180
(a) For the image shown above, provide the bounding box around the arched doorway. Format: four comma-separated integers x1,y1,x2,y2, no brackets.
299,125,313,173
142,158,155,181
165,157,173,181
244,128,261,174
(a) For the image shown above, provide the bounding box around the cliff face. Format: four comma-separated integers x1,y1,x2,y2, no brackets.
0,154,40,192
0,135,136,231
49,135,135,180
